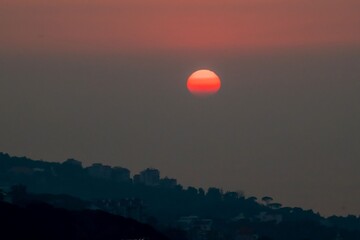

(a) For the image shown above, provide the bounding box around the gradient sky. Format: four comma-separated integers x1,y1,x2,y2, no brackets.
1,0,360,216
2,0,360,54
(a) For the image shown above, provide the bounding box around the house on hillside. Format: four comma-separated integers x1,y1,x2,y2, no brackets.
135,168,160,186
86,163,112,179
177,216,213,240
87,164,131,183
94,198,145,222
112,167,131,183
253,211,282,224
234,227,258,240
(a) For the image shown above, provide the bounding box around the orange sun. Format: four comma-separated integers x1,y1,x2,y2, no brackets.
187,69,221,96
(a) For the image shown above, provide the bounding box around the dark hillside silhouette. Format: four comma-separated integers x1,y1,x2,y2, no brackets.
2,152,360,239
0,201,168,240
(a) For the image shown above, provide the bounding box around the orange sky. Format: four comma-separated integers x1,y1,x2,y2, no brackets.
1,0,359,54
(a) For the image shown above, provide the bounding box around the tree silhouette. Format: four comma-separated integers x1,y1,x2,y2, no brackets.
206,187,222,201
198,188,205,197
247,196,257,202
224,191,239,201
261,196,273,206
268,202,282,209
186,186,198,196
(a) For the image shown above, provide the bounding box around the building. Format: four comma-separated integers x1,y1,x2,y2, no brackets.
133,174,141,184
234,227,258,240
177,216,213,240
9,166,34,175
87,164,131,183
120,198,144,221
112,167,131,183
231,213,246,222
178,216,200,231
94,198,145,222
86,163,112,180
253,211,282,224
138,168,160,186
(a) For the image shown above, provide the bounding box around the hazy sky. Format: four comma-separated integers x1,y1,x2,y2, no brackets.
1,0,360,216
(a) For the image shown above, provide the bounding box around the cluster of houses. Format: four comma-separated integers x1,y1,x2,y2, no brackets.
86,162,177,188
176,213,283,240
177,216,213,240
93,198,145,222
6,157,177,188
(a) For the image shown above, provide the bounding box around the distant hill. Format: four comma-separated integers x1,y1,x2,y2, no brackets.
2,152,360,240
0,201,168,240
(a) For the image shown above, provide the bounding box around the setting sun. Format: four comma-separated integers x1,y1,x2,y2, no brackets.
187,69,221,96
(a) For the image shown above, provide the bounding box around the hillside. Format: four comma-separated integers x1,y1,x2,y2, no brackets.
0,201,168,240
1,152,360,240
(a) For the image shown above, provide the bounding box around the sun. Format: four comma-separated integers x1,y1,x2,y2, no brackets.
187,69,221,96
